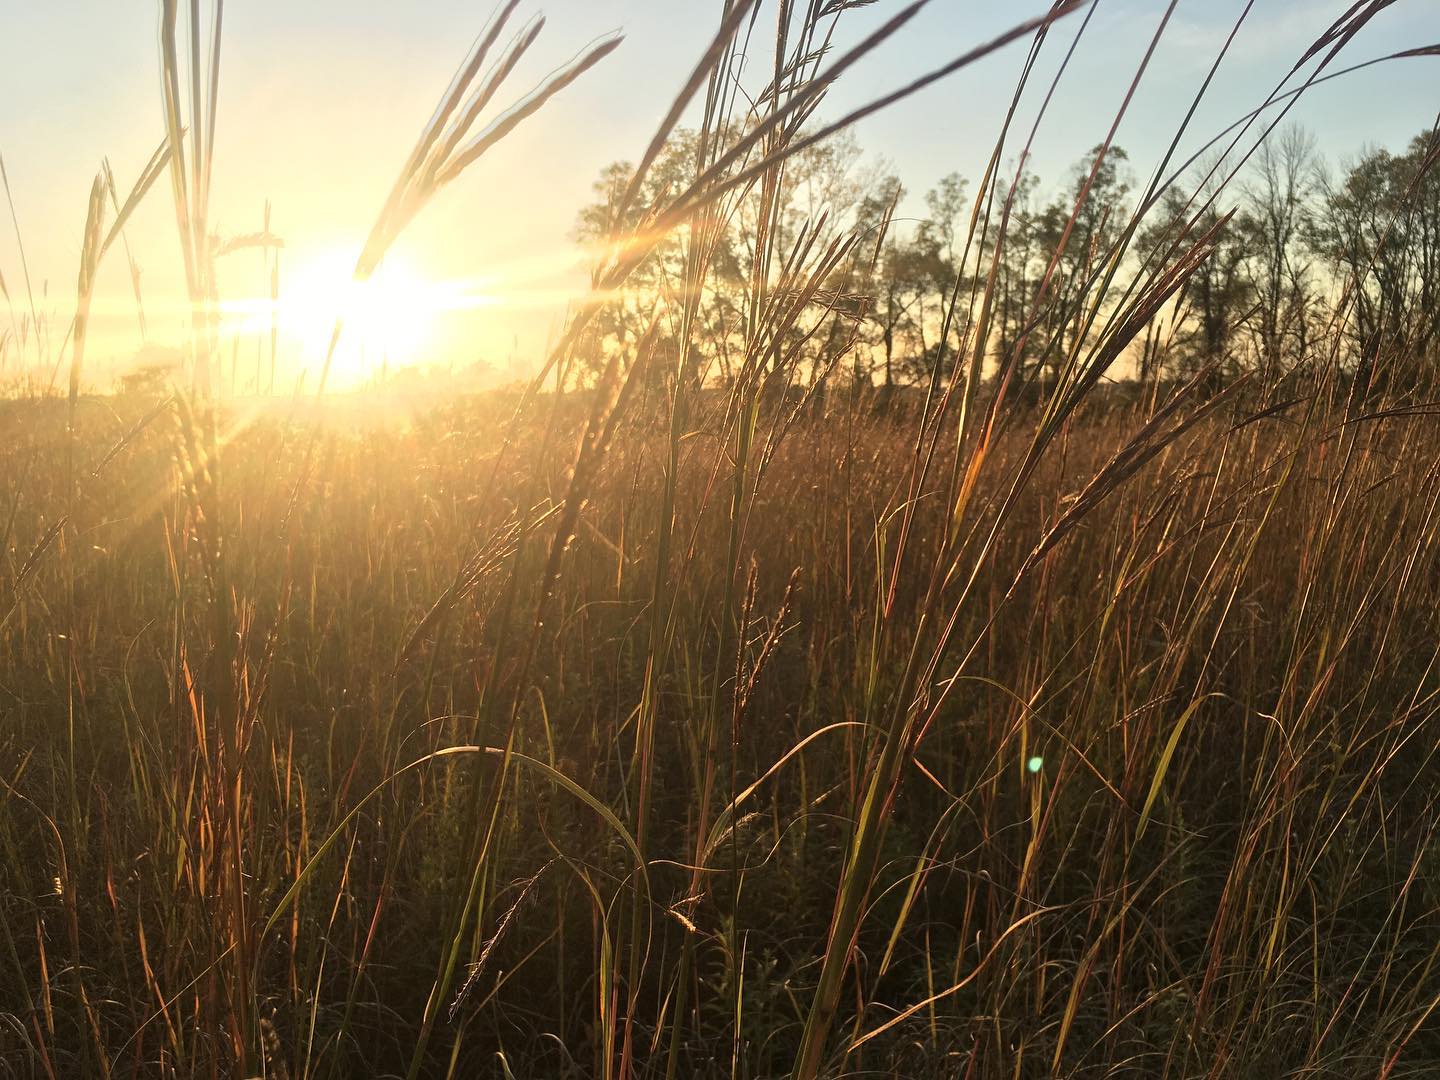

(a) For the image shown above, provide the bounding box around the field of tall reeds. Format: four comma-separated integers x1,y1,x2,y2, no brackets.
3,1,1440,1077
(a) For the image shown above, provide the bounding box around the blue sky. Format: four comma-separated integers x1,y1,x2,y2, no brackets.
1,1,1435,388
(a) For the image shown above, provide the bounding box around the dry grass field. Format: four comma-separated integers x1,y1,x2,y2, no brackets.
3,1,1440,1077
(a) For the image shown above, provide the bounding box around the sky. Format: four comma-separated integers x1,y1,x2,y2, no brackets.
1,0,1436,392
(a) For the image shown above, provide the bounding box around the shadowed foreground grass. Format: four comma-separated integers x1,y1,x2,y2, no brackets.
2,380,1439,1077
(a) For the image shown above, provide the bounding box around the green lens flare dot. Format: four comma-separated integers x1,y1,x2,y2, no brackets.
1026,756,1044,774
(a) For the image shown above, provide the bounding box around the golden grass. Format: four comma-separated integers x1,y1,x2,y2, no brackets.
3,1,1440,1077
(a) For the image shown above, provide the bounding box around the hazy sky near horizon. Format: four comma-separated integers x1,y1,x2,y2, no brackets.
2,1,1436,390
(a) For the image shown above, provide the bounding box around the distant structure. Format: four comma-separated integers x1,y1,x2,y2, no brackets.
117,343,183,395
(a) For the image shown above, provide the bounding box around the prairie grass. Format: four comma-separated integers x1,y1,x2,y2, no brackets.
5,378,1440,1077
3,2,1440,1078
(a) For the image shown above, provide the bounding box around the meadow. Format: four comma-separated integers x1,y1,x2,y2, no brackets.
3,1,1440,1077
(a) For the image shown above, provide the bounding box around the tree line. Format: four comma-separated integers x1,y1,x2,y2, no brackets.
574,123,1440,397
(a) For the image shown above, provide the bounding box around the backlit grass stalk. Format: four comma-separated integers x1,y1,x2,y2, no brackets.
313,3,622,398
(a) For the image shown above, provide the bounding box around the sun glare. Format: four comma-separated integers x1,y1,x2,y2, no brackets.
282,252,443,387
223,250,498,390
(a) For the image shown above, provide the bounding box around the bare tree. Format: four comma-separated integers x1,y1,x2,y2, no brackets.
1241,125,1319,375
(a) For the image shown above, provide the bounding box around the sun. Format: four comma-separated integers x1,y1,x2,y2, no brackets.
220,248,503,392
267,249,462,389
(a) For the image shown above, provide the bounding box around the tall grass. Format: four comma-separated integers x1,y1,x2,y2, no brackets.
3,1,1440,1078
